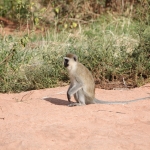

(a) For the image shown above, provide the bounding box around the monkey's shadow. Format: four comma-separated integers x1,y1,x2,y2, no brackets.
43,97,69,106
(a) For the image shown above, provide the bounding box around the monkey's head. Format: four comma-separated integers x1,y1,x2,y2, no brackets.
64,53,77,69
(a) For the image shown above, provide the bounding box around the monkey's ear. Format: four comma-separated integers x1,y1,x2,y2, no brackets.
73,55,77,61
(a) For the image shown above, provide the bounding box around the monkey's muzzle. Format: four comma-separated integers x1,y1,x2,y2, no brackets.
64,57,69,68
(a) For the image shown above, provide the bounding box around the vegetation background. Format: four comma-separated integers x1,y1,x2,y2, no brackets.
0,0,150,93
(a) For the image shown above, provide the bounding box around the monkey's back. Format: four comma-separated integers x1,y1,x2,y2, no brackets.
75,62,95,99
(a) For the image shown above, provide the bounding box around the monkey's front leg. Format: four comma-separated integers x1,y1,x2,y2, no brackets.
67,92,71,102
67,84,82,106
67,84,73,102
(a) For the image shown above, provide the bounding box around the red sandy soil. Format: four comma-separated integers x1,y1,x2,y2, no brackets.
0,84,150,150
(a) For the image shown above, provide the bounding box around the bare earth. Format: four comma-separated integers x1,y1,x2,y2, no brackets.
0,84,150,150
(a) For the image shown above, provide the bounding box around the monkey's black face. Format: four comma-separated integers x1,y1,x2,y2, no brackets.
64,59,69,68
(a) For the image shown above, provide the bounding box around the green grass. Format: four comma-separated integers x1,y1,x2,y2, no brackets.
0,16,150,92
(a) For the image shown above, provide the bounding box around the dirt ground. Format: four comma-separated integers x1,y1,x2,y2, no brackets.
0,84,150,150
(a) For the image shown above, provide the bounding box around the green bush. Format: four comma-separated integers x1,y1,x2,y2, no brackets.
0,16,150,92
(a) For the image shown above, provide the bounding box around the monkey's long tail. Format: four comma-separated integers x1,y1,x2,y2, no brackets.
94,97,150,104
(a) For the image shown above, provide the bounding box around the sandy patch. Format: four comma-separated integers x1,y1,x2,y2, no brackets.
0,84,150,150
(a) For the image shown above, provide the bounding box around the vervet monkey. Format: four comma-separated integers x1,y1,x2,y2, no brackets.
64,53,150,107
